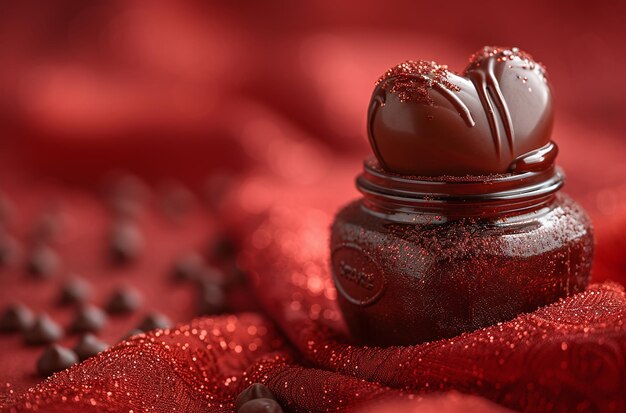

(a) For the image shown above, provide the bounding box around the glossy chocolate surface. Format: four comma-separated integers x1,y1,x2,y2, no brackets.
73,334,109,361
36,344,78,377
109,221,143,265
106,287,142,314
59,277,92,305
136,312,172,332
331,47,594,346
26,244,60,278
70,304,108,333
24,314,63,345
0,304,34,332
238,399,283,413
0,234,18,268
332,191,593,346
368,47,553,176
235,383,277,412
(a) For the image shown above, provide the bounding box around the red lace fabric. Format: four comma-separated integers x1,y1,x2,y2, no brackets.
3,174,626,413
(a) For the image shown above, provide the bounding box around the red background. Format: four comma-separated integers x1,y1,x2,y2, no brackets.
0,1,624,187
1,0,625,410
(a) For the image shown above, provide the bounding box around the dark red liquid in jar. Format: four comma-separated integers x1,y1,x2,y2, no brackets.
330,159,593,346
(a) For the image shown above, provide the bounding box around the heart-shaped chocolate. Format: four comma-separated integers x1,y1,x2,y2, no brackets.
367,46,555,176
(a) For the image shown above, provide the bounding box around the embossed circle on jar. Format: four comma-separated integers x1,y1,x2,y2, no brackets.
331,244,385,306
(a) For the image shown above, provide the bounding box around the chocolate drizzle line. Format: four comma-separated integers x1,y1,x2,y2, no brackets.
465,46,545,159
369,48,552,176
509,142,558,173
466,68,502,156
367,90,387,169
431,82,475,128
372,60,475,130
369,68,477,171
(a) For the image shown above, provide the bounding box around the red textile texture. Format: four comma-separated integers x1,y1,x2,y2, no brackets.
1,107,626,413
0,2,626,412
2,164,626,412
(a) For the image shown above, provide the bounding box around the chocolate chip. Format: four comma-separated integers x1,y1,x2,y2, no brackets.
136,312,172,332
106,286,142,314
221,265,248,289
24,314,63,345
0,304,34,333
59,277,92,305
170,252,203,282
26,244,60,278
73,334,109,361
238,399,283,413
203,174,235,212
0,239,10,267
207,235,238,262
231,266,248,283
120,329,144,342
0,234,19,268
107,173,148,201
36,344,78,377
105,173,148,219
234,383,277,412
197,281,226,316
30,212,63,244
70,304,107,333
110,198,142,220
109,221,143,265
0,193,12,222
196,267,227,288
159,181,194,220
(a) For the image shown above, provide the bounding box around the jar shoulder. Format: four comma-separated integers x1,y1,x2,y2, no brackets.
331,192,593,251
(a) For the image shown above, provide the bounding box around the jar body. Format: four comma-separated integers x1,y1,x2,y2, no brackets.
330,192,593,346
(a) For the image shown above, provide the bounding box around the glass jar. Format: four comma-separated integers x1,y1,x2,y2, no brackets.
330,158,593,346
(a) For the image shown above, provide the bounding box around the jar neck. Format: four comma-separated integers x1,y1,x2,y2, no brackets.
356,158,564,223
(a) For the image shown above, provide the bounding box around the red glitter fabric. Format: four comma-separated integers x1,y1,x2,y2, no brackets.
1,3,626,413
2,169,626,412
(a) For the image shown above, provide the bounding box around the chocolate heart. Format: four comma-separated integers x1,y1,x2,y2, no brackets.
367,46,554,176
